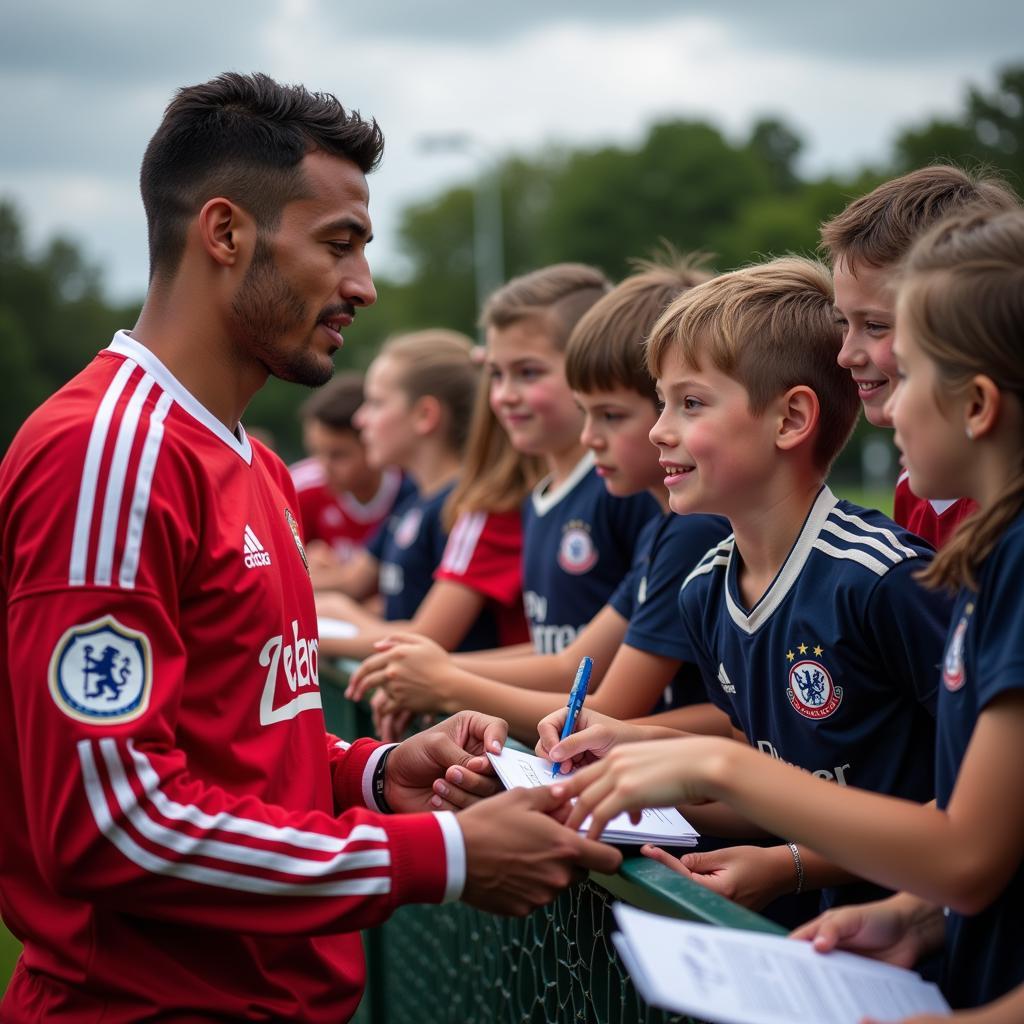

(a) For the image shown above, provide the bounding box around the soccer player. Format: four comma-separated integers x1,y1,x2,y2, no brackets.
538,258,953,911
821,165,1019,546
348,257,731,742
560,208,1024,1013
0,72,621,1022
291,371,413,583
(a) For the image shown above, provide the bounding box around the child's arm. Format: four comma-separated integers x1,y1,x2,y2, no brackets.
309,547,380,599
447,605,630,693
640,843,864,910
791,891,945,969
561,692,1024,913
317,580,489,660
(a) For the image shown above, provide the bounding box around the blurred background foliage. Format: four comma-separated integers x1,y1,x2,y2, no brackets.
2,65,1021,472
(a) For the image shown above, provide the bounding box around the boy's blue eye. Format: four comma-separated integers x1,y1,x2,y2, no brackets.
683,397,702,411
865,322,891,335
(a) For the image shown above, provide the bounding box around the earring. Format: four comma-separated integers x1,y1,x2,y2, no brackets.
966,425,974,440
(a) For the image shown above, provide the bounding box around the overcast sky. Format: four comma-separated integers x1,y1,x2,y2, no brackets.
1,0,1021,301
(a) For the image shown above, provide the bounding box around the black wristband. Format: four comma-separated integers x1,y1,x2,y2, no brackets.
372,745,396,814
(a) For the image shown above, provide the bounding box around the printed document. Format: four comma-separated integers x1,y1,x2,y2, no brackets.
612,903,950,1024
486,747,699,846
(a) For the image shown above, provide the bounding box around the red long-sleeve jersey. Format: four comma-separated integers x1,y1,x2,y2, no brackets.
0,334,453,1022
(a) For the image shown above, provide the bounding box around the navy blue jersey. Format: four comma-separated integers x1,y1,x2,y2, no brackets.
679,487,951,907
521,454,659,654
367,482,500,652
936,510,1024,1009
609,510,731,712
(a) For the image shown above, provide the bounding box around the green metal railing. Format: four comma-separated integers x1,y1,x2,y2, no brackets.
320,663,784,1024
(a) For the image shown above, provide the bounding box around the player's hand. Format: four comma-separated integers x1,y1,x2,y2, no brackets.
791,892,945,970
457,785,623,916
556,736,732,838
640,844,795,911
536,707,651,773
346,632,452,710
384,710,507,813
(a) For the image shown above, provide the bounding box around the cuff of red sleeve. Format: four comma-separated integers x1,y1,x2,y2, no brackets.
383,811,459,907
433,811,466,902
332,736,386,810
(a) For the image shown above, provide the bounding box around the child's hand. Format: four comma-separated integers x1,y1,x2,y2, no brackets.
346,632,451,706
556,736,732,837
535,707,648,772
640,843,795,911
791,892,944,970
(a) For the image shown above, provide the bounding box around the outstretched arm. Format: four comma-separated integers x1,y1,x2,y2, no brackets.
560,699,1024,914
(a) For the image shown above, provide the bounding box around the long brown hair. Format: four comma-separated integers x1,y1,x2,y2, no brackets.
901,208,1024,591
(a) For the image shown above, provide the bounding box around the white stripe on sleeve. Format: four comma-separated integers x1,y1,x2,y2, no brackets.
69,359,138,586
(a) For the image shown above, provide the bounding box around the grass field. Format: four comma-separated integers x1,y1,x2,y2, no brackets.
1,923,19,994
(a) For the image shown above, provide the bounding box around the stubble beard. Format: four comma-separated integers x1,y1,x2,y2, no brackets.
231,238,334,389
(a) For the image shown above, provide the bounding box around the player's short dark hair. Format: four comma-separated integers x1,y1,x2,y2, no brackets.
300,372,365,432
141,71,384,280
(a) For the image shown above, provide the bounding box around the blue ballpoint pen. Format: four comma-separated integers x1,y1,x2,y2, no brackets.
551,656,593,777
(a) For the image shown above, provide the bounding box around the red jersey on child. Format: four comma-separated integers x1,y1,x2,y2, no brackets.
291,456,408,562
893,471,977,550
434,508,530,647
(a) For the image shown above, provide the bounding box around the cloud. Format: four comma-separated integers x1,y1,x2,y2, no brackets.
1,1,1020,302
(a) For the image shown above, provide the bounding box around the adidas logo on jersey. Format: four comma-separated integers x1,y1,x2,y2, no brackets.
243,525,272,568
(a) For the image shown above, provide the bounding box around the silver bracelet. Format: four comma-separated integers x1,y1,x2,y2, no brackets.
786,842,805,895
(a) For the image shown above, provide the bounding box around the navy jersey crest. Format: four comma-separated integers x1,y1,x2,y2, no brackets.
522,454,658,654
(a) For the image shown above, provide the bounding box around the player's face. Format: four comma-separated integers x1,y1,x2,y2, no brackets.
887,322,972,501
833,260,898,428
303,420,376,496
353,354,418,470
575,387,661,498
231,152,376,388
651,358,776,517
486,321,584,459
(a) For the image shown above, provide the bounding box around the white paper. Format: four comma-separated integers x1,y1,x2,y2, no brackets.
612,903,951,1024
486,748,699,846
317,616,359,640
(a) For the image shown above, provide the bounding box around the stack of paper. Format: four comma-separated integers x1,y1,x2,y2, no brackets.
486,747,699,846
611,903,951,1024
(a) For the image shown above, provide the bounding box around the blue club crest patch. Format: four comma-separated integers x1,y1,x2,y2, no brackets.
48,616,153,724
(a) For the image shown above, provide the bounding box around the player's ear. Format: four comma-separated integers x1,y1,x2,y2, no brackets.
196,197,256,269
775,385,818,453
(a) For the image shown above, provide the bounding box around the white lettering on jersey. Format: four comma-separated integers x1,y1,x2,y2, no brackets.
756,739,852,785
243,524,272,569
258,620,321,725
379,561,404,596
530,623,578,654
523,590,548,623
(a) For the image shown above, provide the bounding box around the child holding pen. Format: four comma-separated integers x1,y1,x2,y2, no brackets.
539,255,952,914
557,208,1024,1013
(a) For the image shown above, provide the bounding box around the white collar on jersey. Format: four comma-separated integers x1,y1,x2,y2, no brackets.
725,485,838,635
896,470,958,516
108,331,254,465
530,449,596,517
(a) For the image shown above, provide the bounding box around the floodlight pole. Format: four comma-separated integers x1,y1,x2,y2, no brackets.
419,134,505,333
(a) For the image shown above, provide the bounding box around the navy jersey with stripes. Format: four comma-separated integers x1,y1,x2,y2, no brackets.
679,486,952,905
